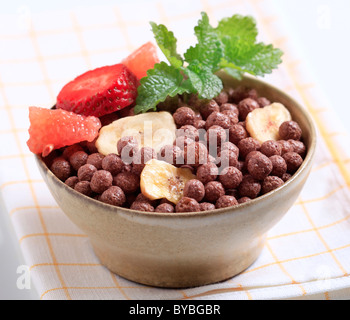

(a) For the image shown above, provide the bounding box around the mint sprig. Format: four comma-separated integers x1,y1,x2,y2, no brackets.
133,62,193,114
134,12,283,114
149,22,183,68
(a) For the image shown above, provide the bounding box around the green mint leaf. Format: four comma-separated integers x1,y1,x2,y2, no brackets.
220,36,283,76
184,12,222,71
184,61,223,99
240,43,283,76
150,22,183,68
134,62,192,114
215,14,258,44
134,12,284,114
223,67,244,80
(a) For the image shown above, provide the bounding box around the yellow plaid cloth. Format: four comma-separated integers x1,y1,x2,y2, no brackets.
1,0,350,300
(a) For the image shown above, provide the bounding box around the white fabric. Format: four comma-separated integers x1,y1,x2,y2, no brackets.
0,0,350,300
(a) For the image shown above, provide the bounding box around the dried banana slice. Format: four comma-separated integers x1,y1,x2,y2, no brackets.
140,159,196,204
96,111,176,155
246,103,291,143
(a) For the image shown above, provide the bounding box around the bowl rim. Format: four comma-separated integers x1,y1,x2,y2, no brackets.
35,74,317,219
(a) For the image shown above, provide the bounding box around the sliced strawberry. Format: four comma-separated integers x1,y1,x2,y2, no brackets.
27,107,101,156
56,64,138,117
122,42,159,80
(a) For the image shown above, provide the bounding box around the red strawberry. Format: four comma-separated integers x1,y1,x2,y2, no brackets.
56,64,138,117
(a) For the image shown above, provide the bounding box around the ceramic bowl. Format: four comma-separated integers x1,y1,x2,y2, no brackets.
35,73,316,288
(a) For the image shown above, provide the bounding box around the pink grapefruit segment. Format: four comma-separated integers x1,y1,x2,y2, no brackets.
122,42,160,80
27,106,101,156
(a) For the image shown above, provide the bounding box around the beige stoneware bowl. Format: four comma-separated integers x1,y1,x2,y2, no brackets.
35,73,316,288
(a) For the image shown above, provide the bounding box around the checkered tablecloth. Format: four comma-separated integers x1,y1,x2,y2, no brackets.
1,0,350,300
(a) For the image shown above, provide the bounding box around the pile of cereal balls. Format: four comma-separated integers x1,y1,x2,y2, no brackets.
45,86,306,213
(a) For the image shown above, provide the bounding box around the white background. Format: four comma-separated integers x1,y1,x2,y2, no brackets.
0,0,349,299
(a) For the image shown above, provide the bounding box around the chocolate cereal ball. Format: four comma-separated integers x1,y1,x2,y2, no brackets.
282,152,303,173
176,125,199,141
238,197,251,204
186,93,201,109
229,124,248,145
77,163,97,181
183,179,205,202
268,155,287,178
158,144,183,166
87,153,105,170
199,99,220,120
257,97,271,108
221,141,239,158
279,121,302,141
204,181,225,203
288,140,306,158
74,181,92,196
237,121,246,129
245,151,263,164
196,162,219,184
130,201,155,212
69,150,88,171
124,193,137,207
183,141,208,167
219,166,243,189
62,144,84,160
134,193,157,206
231,86,258,103
215,195,238,209
238,137,261,159
238,175,261,199
193,119,206,130
132,147,157,175
117,136,139,158
205,112,231,130
247,152,273,180
50,157,72,181
90,170,113,194
282,173,292,182
225,87,235,100
155,203,175,213
42,150,60,168
65,176,79,188
220,103,239,116
102,153,124,175
236,160,246,172
84,138,98,154
222,110,239,126
206,125,227,146
214,90,229,105
262,176,284,194
208,154,217,164
278,140,294,155
260,140,282,157
175,197,200,213
113,172,140,194
199,202,216,211
173,106,196,126
217,149,239,168
173,136,194,150
261,176,284,194
100,186,126,206
194,111,203,120
225,189,239,198
237,98,259,121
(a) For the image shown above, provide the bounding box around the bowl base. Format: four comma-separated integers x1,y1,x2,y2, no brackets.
91,238,265,289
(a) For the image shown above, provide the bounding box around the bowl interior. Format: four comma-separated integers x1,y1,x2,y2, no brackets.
217,71,316,154
36,73,316,218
